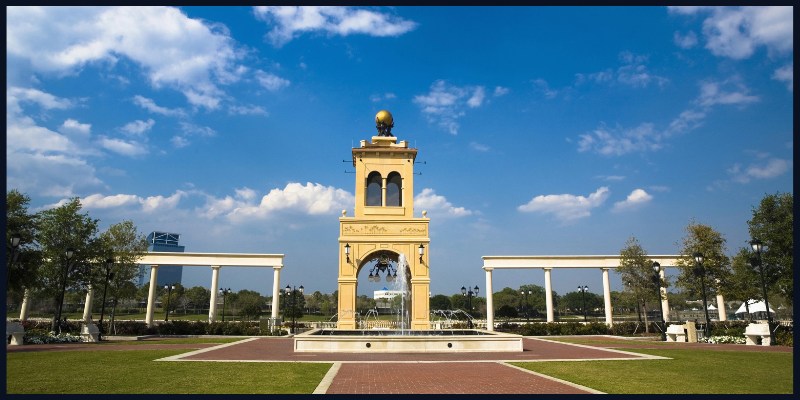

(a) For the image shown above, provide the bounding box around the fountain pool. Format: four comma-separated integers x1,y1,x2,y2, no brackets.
294,329,523,353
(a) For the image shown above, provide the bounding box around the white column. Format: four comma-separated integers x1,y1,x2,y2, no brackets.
208,266,221,323
19,289,31,321
82,285,94,323
544,268,554,322
601,268,612,325
484,267,494,331
145,265,159,327
660,269,670,321
716,293,727,321
272,266,282,318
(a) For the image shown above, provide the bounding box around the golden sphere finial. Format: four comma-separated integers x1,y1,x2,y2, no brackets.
375,110,394,137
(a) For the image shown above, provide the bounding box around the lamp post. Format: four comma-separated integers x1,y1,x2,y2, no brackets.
53,247,75,333
344,243,351,263
693,252,711,339
461,285,479,329
220,288,231,322
285,285,304,334
750,239,774,346
163,284,175,321
520,288,531,324
98,258,114,341
652,262,666,341
418,244,425,263
7,234,21,287
578,285,589,322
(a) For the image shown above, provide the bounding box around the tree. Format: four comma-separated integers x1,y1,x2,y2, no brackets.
747,192,793,305
96,220,148,326
237,290,265,321
429,294,452,310
6,190,42,296
617,236,659,329
673,221,730,300
184,286,211,314
723,248,761,319
36,198,100,332
496,304,518,319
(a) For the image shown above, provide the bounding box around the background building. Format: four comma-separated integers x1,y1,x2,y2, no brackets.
138,231,185,287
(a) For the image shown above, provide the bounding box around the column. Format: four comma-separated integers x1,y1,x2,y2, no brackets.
145,265,159,327
82,285,94,324
19,289,31,321
484,267,494,331
381,177,387,207
544,268,554,322
601,268,612,325
208,266,221,323
716,293,727,322
272,267,282,318
660,269,670,321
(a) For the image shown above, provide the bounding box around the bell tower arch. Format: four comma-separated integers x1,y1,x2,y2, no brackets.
337,110,430,330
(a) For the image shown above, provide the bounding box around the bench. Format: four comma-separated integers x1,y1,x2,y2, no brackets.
81,323,100,343
744,323,770,346
6,322,25,345
665,324,686,342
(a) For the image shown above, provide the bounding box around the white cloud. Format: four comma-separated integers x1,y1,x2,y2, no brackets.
577,123,662,156
469,142,490,152
729,158,792,184
98,137,148,157
772,64,793,91
531,79,558,99
493,86,509,97
120,119,155,135
132,95,185,117
414,188,473,218
223,182,354,220
413,80,487,135
255,70,291,91
696,79,759,107
670,6,793,60
518,187,610,222
80,193,142,209
612,189,653,212
615,52,669,88
253,6,417,47
370,92,397,102
228,104,268,116
141,191,186,213
58,119,91,136
7,6,242,109
674,31,698,49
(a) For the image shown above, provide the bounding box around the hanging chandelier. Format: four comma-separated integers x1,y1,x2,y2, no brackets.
368,253,397,282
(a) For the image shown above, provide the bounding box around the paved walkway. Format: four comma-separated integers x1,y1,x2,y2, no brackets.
11,335,790,394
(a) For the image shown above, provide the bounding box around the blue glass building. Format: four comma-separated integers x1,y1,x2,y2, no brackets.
138,231,185,287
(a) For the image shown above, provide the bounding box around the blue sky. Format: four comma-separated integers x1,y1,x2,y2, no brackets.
6,6,793,299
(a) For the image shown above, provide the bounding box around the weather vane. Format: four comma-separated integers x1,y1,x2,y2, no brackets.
375,110,394,137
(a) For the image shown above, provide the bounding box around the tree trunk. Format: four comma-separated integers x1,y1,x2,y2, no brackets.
643,299,650,333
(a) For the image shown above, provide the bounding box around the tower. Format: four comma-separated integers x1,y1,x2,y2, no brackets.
337,110,430,329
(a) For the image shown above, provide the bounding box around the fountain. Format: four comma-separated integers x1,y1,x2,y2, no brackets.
293,110,523,352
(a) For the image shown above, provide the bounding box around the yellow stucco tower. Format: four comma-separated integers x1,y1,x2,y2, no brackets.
337,110,430,330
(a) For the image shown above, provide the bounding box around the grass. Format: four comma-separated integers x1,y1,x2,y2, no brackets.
7,348,331,394
512,346,793,394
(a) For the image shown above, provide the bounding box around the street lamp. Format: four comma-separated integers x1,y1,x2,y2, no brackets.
344,243,351,263
7,234,22,287
653,262,666,341
693,252,711,339
578,286,589,322
750,239,774,346
163,284,176,321
461,285,479,329
285,285,304,334
53,247,75,333
418,244,425,263
219,288,231,322
520,288,532,324
98,258,115,341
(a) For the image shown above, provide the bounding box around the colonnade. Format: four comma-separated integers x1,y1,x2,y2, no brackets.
482,255,727,331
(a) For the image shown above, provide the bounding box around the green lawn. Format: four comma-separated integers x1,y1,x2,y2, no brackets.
7,348,331,394
512,347,793,394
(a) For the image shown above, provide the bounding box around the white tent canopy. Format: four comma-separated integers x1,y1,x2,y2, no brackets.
735,299,775,314
707,304,717,310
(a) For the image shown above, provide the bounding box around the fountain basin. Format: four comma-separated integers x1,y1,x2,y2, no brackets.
294,329,523,353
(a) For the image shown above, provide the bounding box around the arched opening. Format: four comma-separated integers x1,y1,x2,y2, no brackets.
386,172,402,207
356,250,413,329
366,171,382,206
